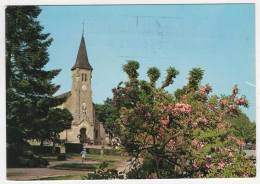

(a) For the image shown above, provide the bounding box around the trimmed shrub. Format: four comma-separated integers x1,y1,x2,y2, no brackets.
65,143,83,153
30,145,60,154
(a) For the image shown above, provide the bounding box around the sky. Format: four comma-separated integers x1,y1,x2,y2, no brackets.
38,4,255,121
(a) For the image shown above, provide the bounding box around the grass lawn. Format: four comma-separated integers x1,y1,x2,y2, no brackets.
42,153,129,163
50,161,115,171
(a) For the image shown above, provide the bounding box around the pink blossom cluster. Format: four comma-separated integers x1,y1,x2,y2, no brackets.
192,139,205,149
228,104,237,113
160,115,169,126
161,103,192,115
228,135,245,146
216,123,225,129
235,97,248,106
220,99,228,107
165,139,176,151
205,161,212,170
192,162,199,170
199,85,212,96
191,121,198,128
217,160,225,170
197,117,208,125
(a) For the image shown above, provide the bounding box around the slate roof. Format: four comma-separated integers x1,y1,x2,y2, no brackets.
71,35,93,71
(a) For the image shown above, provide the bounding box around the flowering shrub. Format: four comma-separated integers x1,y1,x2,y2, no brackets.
92,61,255,179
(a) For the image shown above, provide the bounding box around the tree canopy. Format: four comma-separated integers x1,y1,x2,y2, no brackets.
6,6,72,147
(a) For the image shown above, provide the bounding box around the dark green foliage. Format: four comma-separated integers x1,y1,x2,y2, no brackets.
187,68,204,91
95,98,119,137
147,67,160,86
6,6,73,167
174,67,204,99
122,60,140,80
229,113,256,143
161,67,179,89
7,144,49,168
30,145,60,154
65,143,83,153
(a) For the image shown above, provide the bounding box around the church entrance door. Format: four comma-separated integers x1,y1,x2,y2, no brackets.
79,128,87,144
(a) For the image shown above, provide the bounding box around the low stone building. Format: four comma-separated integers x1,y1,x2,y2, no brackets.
59,34,106,145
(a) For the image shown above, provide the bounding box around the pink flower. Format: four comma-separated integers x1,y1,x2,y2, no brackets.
165,139,176,151
197,117,208,125
235,97,248,106
192,162,199,170
197,142,205,149
192,139,199,147
196,172,204,177
192,121,198,128
160,115,169,126
192,139,205,150
173,103,192,114
217,123,225,129
220,99,228,106
217,161,225,169
161,103,192,115
228,136,245,146
199,85,212,96
205,162,212,170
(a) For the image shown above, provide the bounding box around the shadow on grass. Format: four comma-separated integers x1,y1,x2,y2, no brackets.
36,175,80,180
50,163,99,171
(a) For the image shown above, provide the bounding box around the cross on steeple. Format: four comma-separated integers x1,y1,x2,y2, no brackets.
82,21,85,37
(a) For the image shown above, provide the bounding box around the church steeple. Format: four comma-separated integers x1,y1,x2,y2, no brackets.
71,35,93,71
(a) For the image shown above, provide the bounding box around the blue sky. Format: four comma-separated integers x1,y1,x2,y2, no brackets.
39,4,255,121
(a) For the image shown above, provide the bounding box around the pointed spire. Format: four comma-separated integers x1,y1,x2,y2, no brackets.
71,35,93,71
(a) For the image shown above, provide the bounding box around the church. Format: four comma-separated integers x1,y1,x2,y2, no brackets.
58,34,106,145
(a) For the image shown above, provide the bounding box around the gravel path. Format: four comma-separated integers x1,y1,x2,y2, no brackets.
7,168,87,180
7,156,128,180
7,158,98,180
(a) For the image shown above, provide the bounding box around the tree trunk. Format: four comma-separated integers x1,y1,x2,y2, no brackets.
40,139,44,148
52,139,56,154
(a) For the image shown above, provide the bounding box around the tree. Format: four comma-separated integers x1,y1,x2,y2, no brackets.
90,61,255,179
229,112,256,144
6,6,72,150
95,98,119,138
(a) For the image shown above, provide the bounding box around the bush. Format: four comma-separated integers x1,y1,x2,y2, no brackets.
7,143,49,168
30,145,60,154
65,143,83,153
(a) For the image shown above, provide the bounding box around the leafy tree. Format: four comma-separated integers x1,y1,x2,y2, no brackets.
90,61,255,179
95,98,119,138
6,6,72,151
229,113,256,144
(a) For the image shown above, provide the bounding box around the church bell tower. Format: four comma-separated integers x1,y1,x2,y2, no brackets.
70,35,94,142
